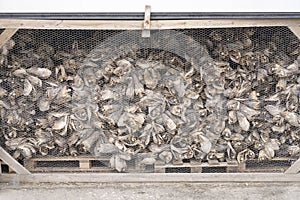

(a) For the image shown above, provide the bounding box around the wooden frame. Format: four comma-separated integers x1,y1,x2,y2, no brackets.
1,17,300,182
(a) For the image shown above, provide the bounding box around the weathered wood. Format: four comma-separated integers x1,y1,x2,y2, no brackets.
154,160,239,173
288,25,300,40
285,158,300,174
0,28,18,49
24,155,112,172
0,19,300,30
0,161,15,173
0,147,30,174
190,160,202,173
243,167,289,173
27,156,287,173
155,161,237,168
79,160,90,169
153,157,295,173
25,155,110,161
25,167,114,173
1,173,300,183
142,5,151,37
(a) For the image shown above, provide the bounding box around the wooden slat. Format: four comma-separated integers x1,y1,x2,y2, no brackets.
0,147,30,175
27,167,114,173
244,167,289,173
285,158,300,174
288,25,300,40
155,161,237,169
0,19,300,30
25,155,110,161
0,28,18,49
1,173,300,183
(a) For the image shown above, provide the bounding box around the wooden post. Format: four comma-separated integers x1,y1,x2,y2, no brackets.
0,28,18,49
142,5,151,37
0,147,31,175
79,160,91,169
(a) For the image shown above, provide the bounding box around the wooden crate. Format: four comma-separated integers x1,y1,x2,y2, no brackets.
1,16,300,179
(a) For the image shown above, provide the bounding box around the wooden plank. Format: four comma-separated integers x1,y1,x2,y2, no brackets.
1,173,300,183
288,25,300,40
243,167,289,173
0,147,30,175
285,158,300,174
155,161,237,169
0,19,300,30
0,28,18,49
26,155,110,161
26,167,114,173
154,160,239,173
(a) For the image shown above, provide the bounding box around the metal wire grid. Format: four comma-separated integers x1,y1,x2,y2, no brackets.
0,27,299,173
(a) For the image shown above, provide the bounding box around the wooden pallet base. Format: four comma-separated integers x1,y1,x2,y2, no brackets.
24,156,115,173
23,156,297,173
153,157,296,173
154,160,239,173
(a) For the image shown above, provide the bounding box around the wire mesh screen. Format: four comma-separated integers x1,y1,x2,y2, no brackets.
0,27,300,173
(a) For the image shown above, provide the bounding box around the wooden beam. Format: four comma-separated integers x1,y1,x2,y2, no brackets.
1,173,300,183
288,25,300,40
285,158,300,174
0,28,18,49
0,147,30,175
0,19,300,30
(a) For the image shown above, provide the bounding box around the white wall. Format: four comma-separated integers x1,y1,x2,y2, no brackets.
0,0,299,12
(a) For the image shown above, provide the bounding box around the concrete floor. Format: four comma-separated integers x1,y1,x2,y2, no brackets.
1,182,300,200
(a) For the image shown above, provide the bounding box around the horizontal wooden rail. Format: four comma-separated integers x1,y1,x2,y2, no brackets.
0,19,300,30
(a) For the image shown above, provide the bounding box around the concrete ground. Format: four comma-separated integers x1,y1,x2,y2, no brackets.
0,182,300,200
